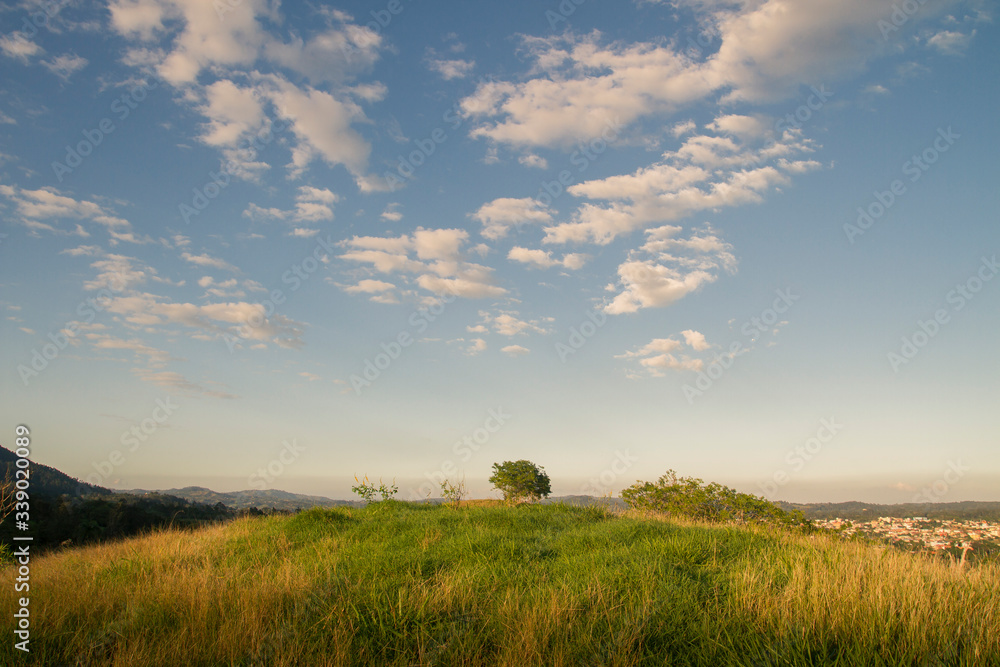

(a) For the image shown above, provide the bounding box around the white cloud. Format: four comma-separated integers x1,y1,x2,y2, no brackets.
507,247,589,270
180,252,238,272
428,58,475,80
705,114,770,139
460,1,966,151
0,34,42,62
471,197,553,240
542,127,818,245
473,310,551,337
0,185,138,241
109,1,388,190
339,229,507,300
132,369,237,398
465,338,487,355
670,120,696,137
501,344,530,357
380,203,403,221
243,186,339,225
343,279,395,293
927,30,973,55
617,331,713,377
91,335,172,368
604,226,736,314
42,54,89,81
518,154,549,169
60,245,103,257
108,0,168,41
681,329,710,351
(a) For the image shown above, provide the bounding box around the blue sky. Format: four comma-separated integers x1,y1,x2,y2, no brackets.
1,0,997,503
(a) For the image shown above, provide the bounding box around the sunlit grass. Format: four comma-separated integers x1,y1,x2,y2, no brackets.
2,502,997,665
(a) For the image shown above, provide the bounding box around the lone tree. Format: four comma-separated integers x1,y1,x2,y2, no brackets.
489,460,551,503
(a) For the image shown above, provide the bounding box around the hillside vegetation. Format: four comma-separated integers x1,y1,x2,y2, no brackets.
2,502,998,666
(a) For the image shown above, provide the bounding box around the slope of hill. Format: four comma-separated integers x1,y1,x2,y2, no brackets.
2,502,997,666
122,486,360,510
0,445,111,498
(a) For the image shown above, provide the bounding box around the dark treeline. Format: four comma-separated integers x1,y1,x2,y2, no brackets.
0,446,292,555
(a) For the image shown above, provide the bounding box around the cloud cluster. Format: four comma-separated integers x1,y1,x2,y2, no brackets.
617,330,713,377
0,185,145,244
460,0,970,151
471,197,553,240
339,228,507,302
469,310,553,337
56,248,307,396
543,123,821,246
244,186,339,236
604,225,736,314
108,0,389,191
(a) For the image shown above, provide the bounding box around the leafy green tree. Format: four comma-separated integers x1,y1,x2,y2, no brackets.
489,460,551,503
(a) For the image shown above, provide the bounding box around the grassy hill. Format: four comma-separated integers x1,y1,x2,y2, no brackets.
2,501,997,666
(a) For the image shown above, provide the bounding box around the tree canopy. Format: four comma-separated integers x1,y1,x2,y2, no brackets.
489,460,552,503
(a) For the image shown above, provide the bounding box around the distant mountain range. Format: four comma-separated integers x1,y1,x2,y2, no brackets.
2,446,998,520
120,486,362,511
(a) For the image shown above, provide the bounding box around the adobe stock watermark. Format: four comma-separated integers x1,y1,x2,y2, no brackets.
773,85,834,135
844,127,959,244
179,118,291,224
912,460,969,503
248,439,306,490
740,85,833,171
4,0,67,46
580,449,639,496
533,116,623,210
382,76,496,191
17,271,129,386
758,417,844,498
224,233,338,352
76,396,179,492
683,288,799,404
555,307,608,362
545,0,587,30
878,0,930,40
887,254,997,372
408,407,512,500
349,290,459,395
51,80,158,182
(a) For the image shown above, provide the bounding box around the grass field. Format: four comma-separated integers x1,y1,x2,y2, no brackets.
2,501,998,666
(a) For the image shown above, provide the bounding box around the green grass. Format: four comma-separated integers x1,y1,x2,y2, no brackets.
2,501,998,666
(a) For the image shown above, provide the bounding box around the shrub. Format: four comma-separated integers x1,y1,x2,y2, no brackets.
440,478,467,506
351,475,398,504
620,470,806,525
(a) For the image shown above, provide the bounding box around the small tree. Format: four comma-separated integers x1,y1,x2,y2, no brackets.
489,460,551,504
439,477,467,507
352,475,397,504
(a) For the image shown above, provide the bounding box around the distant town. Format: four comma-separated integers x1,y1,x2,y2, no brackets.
816,517,1000,559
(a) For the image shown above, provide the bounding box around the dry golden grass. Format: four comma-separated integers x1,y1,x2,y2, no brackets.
2,504,998,666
